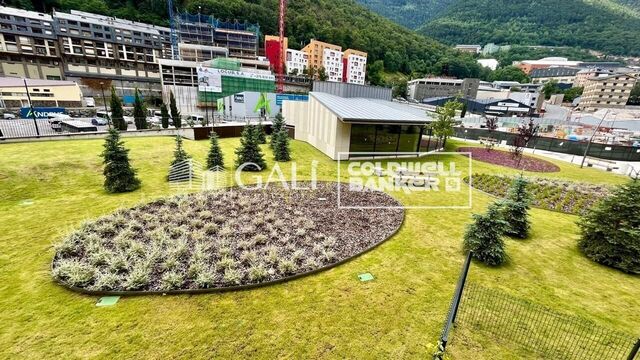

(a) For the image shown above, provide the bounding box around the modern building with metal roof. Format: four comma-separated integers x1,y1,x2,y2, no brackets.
282,85,434,160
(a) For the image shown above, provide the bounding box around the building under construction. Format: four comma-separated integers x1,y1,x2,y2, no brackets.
174,11,260,60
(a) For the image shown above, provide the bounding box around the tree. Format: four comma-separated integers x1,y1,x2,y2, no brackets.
160,103,170,129
502,176,531,239
484,116,498,151
578,181,640,274
109,86,126,131
206,131,224,170
270,112,286,149
563,86,583,103
392,79,408,99
367,60,385,86
626,82,640,105
273,129,291,162
101,128,140,193
235,125,266,171
512,118,539,162
169,90,181,128
489,66,530,83
463,202,508,266
318,66,328,81
432,100,462,148
254,122,267,144
132,88,147,130
171,135,190,166
542,80,563,99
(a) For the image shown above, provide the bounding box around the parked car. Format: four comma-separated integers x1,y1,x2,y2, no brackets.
85,97,95,107
91,117,108,126
2,113,16,119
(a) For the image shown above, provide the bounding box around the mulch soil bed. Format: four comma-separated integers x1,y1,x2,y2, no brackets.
458,147,561,173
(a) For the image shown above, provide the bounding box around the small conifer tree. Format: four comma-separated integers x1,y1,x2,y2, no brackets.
110,86,127,131
171,135,190,166
101,128,140,193
463,202,508,266
235,125,266,171
502,176,531,239
578,180,640,274
273,129,291,162
160,103,170,129
270,112,285,148
255,121,267,144
133,88,147,130
169,90,181,128
206,131,224,170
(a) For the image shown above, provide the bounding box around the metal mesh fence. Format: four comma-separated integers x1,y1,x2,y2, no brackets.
456,282,639,360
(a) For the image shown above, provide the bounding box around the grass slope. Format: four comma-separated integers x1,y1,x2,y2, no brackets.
0,136,637,358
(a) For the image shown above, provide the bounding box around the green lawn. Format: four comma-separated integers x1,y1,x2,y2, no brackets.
0,136,637,359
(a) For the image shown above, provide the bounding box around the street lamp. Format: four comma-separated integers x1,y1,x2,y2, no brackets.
99,81,111,129
580,109,610,168
23,78,40,136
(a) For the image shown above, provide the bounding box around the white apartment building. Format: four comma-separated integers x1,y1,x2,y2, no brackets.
579,73,638,109
322,48,343,82
343,49,367,85
285,48,307,75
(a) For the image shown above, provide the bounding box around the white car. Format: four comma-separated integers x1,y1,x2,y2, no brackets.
3,113,16,119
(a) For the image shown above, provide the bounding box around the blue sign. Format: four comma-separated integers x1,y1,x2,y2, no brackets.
276,94,309,106
20,107,65,119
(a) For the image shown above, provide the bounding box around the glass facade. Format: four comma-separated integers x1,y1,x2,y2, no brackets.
349,124,423,156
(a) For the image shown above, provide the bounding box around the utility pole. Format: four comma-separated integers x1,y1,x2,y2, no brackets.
580,109,610,169
99,82,111,129
23,78,40,136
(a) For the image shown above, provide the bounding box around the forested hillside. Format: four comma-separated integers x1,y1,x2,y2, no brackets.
7,0,489,79
356,0,640,56
354,0,455,29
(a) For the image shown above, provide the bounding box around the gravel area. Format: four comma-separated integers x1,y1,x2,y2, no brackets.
52,182,404,293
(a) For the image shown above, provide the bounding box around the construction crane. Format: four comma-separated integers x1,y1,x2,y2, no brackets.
167,0,179,60
276,0,287,93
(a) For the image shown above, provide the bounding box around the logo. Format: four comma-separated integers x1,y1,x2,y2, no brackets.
337,152,473,209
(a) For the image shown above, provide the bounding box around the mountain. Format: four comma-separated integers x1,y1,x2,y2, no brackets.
356,0,640,56
354,0,456,29
9,0,487,78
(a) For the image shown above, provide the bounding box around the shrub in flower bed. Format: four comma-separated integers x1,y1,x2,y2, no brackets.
466,174,610,215
457,147,560,173
52,182,404,293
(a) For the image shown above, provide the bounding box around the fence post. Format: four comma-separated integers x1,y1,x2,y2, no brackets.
628,338,640,360
435,251,473,359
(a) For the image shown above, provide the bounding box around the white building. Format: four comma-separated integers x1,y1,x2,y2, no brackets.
285,49,308,75
477,59,499,71
343,49,367,85
322,48,343,82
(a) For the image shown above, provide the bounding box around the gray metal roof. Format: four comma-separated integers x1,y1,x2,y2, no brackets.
311,92,433,124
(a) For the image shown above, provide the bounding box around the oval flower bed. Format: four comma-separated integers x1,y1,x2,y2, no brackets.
458,147,560,173
52,182,404,294
466,174,610,215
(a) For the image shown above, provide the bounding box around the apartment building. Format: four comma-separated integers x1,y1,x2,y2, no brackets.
322,48,343,82
579,73,638,109
302,39,341,72
0,7,63,80
286,49,307,75
407,77,480,101
174,12,259,59
342,49,367,85
574,68,614,88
